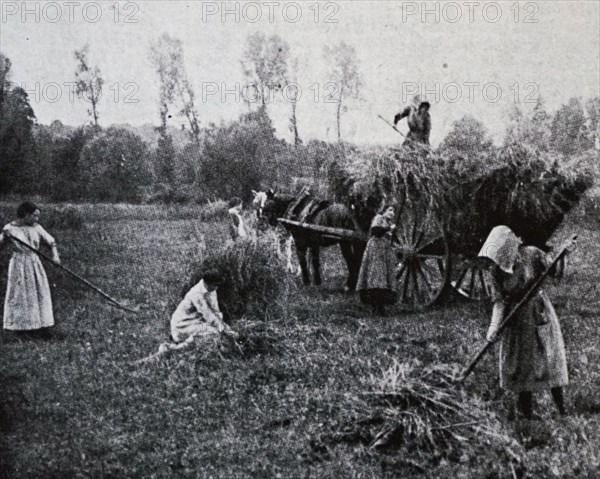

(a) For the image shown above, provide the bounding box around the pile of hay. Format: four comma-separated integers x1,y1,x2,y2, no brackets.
184,230,295,321
342,144,593,251
332,360,524,473
442,145,594,251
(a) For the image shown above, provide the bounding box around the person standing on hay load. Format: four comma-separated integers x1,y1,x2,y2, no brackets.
0,202,61,339
228,197,248,241
479,225,576,419
356,203,398,316
394,98,431,147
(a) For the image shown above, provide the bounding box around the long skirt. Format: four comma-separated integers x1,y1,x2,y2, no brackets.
171,313,223,343
3,252,54,330
356,236,397,305
500,290,568,392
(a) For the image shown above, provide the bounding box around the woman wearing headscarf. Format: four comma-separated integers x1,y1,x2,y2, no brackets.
0,202,61,336
356,203,398,316
479,225,576,419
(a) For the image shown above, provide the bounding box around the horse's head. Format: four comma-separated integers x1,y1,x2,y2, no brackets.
254,189,295,227
252,189,278,224
347,193,381,233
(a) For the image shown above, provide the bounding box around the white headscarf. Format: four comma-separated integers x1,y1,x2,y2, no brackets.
478,225,522,274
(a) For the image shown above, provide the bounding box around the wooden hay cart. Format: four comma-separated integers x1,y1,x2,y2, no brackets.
277,164,585,311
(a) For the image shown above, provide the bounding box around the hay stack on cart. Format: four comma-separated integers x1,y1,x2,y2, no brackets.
326,143,593,309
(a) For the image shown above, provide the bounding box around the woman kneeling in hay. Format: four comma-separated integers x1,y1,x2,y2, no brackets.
480,225,576,419
153,270,237,356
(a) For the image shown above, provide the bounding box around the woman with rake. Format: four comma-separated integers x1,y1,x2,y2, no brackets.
0,202,61,338
479,225,576,419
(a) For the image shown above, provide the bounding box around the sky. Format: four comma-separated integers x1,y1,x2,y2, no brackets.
1,0,599,146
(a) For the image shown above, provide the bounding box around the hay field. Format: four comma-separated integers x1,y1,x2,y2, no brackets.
1,197,599,478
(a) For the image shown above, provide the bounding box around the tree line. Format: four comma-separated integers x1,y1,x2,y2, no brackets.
0,30,598,203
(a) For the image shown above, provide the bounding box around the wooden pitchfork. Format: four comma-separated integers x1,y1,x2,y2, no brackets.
377,114,406,138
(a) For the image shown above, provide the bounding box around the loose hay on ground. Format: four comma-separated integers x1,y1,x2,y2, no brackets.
331,359,525,474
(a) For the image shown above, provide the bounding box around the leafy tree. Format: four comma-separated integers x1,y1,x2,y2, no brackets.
79,127,153,201
149,34,200,144
0,52,37,195
0,52,10,108
440,115,494,157
584,97,600,151
550,97,595,156
503,98,554,152
49,126,97,200
286,55,302,146
155,130,176,185
323,42,361,141
241,32,290,111
176,141,202,185
74,45,104,126
198,109,282,202
529,97,553,150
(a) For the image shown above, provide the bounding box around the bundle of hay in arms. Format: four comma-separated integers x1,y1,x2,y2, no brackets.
342,360,524,472
342,143,594,252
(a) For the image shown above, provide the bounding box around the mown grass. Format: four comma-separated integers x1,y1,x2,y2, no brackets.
1,199,599,478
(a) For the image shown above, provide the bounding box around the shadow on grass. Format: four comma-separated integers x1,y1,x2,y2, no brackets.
514,420,554,450
572,387,600,416
0,370,28,479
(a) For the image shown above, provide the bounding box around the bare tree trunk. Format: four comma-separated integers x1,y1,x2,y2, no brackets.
336,101,342,141
185,85,200,143
92,100,99,126
89,79,99,126
261,83,267,110
291,101,300,146
174,80,200,144
189,108,200,143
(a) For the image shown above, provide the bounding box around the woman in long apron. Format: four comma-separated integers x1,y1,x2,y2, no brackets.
0,202,61,335
479,225,576,418
356,203,398,316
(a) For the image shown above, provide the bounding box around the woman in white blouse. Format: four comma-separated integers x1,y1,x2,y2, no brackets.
169,270,235,344
0,201,61,336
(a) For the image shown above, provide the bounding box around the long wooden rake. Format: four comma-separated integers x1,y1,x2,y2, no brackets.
460,235,576,381
7,233,140,314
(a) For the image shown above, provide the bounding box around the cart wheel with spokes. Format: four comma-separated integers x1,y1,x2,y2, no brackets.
393,199,451,310
450,259,493,301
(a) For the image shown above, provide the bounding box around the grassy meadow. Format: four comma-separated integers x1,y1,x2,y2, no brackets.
1,193,599,478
